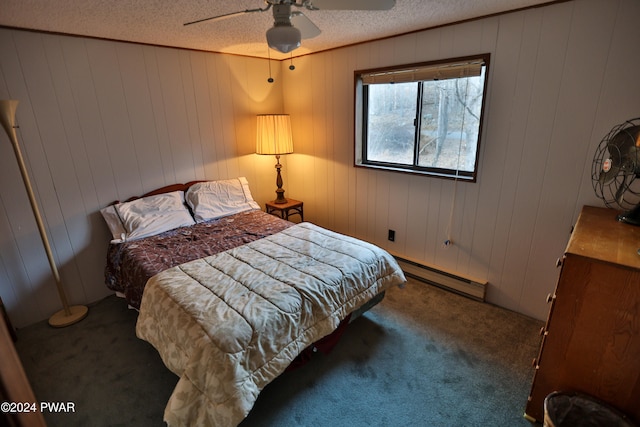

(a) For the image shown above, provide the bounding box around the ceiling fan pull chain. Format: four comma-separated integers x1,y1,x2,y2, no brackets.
267,48,274,83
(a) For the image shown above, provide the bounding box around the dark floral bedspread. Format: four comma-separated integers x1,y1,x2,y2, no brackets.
105,209,293,309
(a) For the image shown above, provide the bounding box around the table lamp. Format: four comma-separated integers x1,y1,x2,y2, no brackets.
256,114,294,204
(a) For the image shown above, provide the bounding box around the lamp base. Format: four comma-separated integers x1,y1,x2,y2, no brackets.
48,305,88,328
274,189,288,204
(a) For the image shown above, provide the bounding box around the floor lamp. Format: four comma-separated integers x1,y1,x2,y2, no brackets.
256,114,294,204
0,100,88,328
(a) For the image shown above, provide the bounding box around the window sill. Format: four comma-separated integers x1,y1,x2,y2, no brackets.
354,162,476,182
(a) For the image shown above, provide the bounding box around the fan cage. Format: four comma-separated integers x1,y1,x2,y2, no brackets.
591,118,640,212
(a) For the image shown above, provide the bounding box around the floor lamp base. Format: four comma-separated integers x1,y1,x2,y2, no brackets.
48,305,88,328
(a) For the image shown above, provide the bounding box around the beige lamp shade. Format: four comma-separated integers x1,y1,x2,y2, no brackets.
256,114,294,155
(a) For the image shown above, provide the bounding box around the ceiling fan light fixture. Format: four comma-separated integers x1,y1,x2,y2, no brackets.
266,25,301,53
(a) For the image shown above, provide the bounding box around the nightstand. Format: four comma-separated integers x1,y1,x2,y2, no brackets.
265,199,303,222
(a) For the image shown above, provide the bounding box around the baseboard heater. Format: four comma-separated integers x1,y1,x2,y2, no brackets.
392,254,487,302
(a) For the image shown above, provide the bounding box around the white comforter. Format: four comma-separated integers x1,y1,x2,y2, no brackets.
136,222,406,426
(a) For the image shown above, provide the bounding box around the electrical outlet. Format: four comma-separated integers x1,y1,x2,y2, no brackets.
388,229,395,241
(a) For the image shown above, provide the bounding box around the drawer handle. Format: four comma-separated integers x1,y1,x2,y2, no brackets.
546,293,555,303
556,258,562,267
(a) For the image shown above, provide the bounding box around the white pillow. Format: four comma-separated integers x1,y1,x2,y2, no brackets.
185,177,260,222
111,191,195,241
100,205,127,242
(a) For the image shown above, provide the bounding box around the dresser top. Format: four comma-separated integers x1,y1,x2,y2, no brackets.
566,205,640,270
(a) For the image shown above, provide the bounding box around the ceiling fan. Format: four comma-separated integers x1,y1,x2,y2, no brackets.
184,0,396,54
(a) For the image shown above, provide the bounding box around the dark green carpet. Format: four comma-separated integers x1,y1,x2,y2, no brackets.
14,278,543,426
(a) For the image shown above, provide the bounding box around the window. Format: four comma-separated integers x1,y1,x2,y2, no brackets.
355,54,490,181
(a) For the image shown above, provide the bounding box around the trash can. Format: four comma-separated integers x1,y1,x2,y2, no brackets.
543,391,637,427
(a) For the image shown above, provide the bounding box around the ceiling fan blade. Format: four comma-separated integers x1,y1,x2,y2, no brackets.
292,12,321,39
184,6,270,26
306,0,395,10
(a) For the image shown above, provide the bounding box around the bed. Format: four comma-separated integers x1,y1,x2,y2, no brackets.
101,177,406,427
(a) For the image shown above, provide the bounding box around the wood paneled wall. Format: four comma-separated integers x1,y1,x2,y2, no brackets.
283,0,640,320
0,0,639,326
0,31,284,327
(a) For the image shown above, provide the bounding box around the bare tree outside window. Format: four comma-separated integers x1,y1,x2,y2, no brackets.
367,82,416,165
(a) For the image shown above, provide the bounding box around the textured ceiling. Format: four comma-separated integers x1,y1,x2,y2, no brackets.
1,0,557,60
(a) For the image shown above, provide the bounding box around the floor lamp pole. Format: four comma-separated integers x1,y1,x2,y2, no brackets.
0,100,88,328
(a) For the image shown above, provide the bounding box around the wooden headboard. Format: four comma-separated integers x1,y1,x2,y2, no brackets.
113,180,205,205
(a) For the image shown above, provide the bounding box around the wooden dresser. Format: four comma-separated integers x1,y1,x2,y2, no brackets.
525,205,640,423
